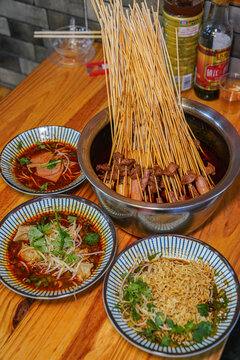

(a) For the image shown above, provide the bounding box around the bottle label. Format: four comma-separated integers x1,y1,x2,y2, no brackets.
178,24,200,37
195,45,231,91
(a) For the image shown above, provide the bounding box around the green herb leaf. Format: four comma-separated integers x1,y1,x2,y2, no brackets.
185,321,195,332
36,140,46,150
148,253,157,261
40,182,49,191
41,159,61,169
132,307,140,321
120,273,127,279
18,157,31,166
161,333,171,346
124,279,153,305
34,278,48,287
197,304,209,317
28,227,44,243
171,325,185,334
31,237,47,253
147,303,156,312
51,250,62,257
67,215,77,224
147,252,161,261
166,318,174,328
17,140,23,150
37,221,51,235
54,209,72,251
193,321,213,343
147,319,158,329
65,253,80,265
155,313,164,327
84,233,99,245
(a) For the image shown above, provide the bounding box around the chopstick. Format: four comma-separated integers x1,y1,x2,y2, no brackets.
34,30,102,39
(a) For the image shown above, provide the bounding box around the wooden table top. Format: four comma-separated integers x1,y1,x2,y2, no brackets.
0,43,239,360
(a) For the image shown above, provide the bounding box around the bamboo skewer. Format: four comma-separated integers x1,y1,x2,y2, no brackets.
92,0,214,203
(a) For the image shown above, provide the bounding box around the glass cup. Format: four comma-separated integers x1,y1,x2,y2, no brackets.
49,25,95,68
219,73,240,115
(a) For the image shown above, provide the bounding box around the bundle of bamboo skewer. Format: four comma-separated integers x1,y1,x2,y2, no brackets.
92,0,215,204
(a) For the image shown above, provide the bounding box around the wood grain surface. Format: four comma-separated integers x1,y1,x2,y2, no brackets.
0,43,239,360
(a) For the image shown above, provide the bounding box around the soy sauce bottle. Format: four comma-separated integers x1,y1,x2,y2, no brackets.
194,0,233,100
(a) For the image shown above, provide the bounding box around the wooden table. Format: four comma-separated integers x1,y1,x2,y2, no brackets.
0,43,239,360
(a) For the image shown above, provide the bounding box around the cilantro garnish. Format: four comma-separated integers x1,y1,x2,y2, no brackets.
147,303,156,312
18,157,31,166
148,252,161,261
67,215,77,224
197,303,209,317
84,233,99,245
161,333,171,346
36,140,46,150
166,318,174,328
171,325,185,334
65,253,80,265
184,321,195,332
17,140,23,150
193,321,213,342
40,182,49,191
28,227,47,253
35,278,49,287
124,278,153,304
54,209,71,251
132,307,140,321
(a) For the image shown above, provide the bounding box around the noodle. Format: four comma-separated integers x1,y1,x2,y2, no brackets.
141,259,214,327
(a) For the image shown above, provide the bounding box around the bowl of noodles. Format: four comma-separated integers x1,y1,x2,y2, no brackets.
0,125,85,195
103,234,240,357
0,195,117,299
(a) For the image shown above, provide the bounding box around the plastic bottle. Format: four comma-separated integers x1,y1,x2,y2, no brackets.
163,0,204,91
194,0,233,100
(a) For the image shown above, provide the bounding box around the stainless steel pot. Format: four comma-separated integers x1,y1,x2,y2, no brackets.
78,98,240,237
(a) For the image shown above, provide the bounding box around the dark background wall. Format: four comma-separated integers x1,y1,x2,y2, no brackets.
0,0,239,89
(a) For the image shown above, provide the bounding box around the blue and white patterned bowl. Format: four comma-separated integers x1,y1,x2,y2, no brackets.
103,235,240,357
0,126,85,195
0,195,117,299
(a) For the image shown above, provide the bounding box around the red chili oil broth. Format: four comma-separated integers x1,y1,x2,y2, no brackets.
13,141,81,192
7,213,103,291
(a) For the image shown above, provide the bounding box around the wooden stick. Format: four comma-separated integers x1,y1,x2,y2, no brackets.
91,0,213,203
34,34,101,39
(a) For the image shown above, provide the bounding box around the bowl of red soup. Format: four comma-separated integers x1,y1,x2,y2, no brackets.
0,195,117,299
0,126,85,195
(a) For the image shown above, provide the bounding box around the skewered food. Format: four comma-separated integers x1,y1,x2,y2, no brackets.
92,0,217,203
